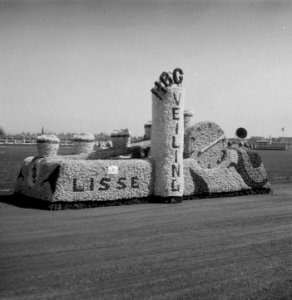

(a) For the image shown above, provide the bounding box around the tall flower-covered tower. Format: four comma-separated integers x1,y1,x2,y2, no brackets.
150,69,185,198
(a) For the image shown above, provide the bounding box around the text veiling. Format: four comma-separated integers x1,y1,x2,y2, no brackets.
151,68,184,194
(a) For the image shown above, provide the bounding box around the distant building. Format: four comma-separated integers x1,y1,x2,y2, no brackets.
251,139,288,150
278,137,292,146
248,136,265,148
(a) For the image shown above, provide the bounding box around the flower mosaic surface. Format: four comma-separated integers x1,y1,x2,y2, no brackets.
184,148,270,196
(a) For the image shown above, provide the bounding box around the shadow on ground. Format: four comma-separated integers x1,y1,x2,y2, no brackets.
0,187,271,211
0,193,51,210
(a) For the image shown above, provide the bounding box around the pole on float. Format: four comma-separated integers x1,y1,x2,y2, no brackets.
150,68,185,200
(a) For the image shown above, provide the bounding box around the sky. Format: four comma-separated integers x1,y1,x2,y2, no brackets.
0,0,291,138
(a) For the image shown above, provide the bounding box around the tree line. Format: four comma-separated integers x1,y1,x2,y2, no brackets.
0,127,111,141
0,127,143,142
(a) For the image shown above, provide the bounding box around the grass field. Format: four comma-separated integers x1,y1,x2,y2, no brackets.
257,149,292,184
1,145,291,193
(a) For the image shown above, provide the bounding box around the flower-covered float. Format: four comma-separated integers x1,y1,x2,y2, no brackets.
14,68,270,209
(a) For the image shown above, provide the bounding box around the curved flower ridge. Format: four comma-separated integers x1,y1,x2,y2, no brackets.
73,133,95,142
37,134,60,143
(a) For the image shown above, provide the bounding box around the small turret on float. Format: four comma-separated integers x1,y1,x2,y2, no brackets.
14,68,270,209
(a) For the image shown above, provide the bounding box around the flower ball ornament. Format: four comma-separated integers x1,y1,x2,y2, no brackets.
37,134,60,157
73,133,95,154
235,127,248,139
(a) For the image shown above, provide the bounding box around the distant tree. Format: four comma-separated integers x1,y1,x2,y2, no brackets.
65,133,74,139
94,132,110,141
0,126,6,137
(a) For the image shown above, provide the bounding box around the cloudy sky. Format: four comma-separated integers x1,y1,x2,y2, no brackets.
1,0,291,138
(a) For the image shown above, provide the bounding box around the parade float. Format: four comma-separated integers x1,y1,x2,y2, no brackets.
14,68,270,209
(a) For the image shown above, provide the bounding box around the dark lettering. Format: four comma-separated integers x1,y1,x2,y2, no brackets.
154,81,167,94
172,164,180,177
173,68,184,84
32,165,37,183
173,92,181,105
175,123,179,134
151,88,163,100
117,177,126,189
90,178,94,191
73,178,84,192
160,71,173,87
99,178,111,191
171,179,180,192
172,136,179,148
131,176,139,189
172,107,180,120
175,150,178,163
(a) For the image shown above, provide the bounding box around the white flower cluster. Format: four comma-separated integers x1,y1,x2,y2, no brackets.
37,134,60,143
36,134,60,157
183,148,270,196
73,133,95,154
15,157,154,202
184,121,227,169
111,129,130,137
72,133,95,142
111,129,130,149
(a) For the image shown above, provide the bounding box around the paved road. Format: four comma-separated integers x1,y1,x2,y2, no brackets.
1,184,292,299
